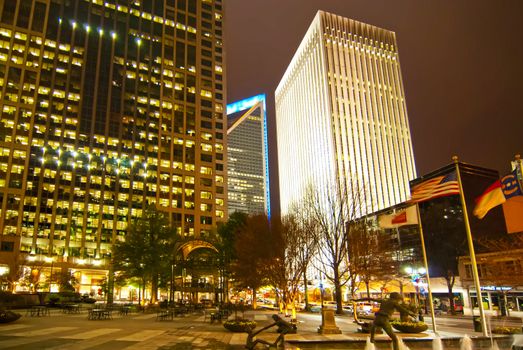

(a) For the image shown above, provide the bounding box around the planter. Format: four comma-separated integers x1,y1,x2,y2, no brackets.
0,310,22,324
223,319,257,333
391,321,428,333
359,322,383,334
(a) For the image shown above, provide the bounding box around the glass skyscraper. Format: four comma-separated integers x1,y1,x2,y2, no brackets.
226,95,270,216
276,11,416,217
0,0,226,294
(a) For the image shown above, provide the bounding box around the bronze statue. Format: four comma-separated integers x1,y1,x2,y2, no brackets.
356,292,416,350
245,314,296,349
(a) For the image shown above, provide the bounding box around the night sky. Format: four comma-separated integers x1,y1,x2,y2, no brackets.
223,0,523,214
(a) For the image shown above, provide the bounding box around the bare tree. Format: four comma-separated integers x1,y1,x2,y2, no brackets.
475,234,523,316
287,200,320,311
348,222,399,297
265,208,319,318
305,184,361,314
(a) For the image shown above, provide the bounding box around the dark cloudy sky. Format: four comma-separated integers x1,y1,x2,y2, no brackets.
223,0,523,213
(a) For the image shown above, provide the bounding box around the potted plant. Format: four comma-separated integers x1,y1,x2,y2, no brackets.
0,308,21,324
391,303,428,333
391,319,428,333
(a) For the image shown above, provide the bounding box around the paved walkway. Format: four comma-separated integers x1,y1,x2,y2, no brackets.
0,307,518,349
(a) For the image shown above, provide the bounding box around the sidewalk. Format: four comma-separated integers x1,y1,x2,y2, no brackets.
0,307,517,349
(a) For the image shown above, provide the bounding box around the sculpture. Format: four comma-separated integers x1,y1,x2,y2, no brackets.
245,314,296,349
355,293,416,350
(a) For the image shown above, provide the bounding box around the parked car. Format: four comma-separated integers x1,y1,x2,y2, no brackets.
343,303,354,314
310,301,337,312
356,302,378,316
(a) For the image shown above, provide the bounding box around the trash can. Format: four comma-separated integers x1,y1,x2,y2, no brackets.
473,317,482,332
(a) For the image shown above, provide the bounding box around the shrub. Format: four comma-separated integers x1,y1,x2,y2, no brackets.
0,292,24,306
223,319,257,333
492,327,522,334
391,320,428,333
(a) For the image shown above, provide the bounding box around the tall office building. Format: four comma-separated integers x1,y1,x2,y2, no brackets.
226,95,270,216
0,0,226,293
276,11,416,217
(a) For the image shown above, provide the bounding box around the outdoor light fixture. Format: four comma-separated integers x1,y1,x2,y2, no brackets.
0,265,9,276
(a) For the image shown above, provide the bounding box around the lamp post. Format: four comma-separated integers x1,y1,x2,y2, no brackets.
405,266,426,312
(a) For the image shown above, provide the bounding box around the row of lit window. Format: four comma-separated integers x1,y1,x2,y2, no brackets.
324,25,395,50
0,28,85,56
89,0,201,33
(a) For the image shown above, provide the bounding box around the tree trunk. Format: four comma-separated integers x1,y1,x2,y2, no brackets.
151,273,158,303
107,265,114,304
365,280,371,298
445,273,456,315
304,274,310,311
500,292,507,317
252,288,257,310
334,267,343,314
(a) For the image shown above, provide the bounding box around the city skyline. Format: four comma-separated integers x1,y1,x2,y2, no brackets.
224,0,522,214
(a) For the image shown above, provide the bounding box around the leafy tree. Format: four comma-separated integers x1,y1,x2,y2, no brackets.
231,214,273,308
20,262,45,293
58,269,78,292
112,206,178,303
216,211,248,302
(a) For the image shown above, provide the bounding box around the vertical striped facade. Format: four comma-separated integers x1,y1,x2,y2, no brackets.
276,11,416,217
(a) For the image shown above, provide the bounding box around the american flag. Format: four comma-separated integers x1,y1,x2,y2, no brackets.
409,172,460,203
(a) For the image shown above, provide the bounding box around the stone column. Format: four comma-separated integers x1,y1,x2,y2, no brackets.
317,309,341,334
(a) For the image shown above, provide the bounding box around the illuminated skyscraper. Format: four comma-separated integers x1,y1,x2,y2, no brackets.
276,11,416,216
0,0,226,293
226,95,270,216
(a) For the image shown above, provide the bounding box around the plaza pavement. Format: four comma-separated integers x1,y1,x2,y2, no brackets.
0,307,518,350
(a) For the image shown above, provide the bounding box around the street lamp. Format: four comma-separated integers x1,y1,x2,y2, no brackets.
405,266,427,312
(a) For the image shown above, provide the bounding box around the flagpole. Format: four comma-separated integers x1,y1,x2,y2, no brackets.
453,156,488,336
415,203,438,335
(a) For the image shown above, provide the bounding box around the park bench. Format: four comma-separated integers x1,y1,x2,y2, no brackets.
156,309,173,321
210,309,230,323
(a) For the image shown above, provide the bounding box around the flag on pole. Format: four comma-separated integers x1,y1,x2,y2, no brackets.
473,170,523,219
378,205,418,228
409,171,460,203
